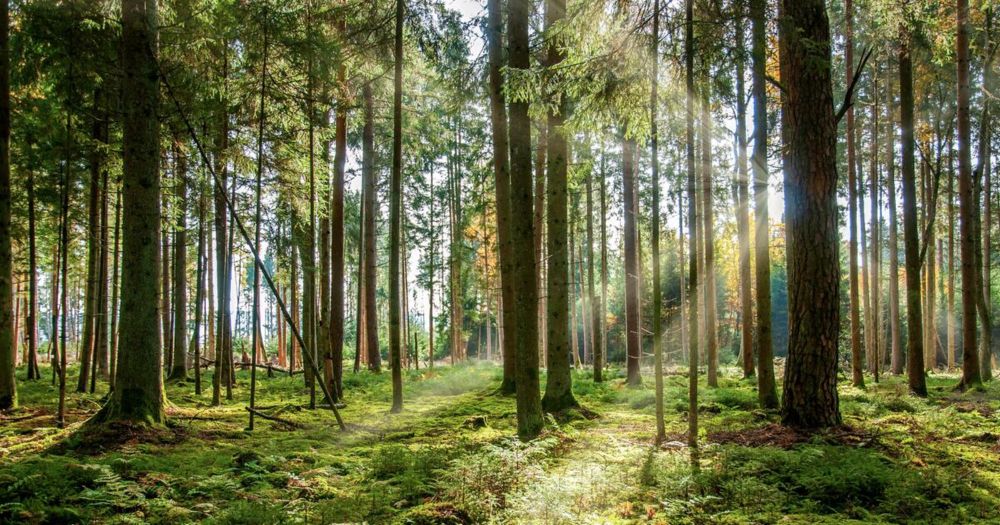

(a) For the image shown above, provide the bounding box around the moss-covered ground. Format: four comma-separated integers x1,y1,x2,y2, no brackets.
1,363,999,524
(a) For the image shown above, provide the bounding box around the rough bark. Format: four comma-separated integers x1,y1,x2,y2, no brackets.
685,0,699,446
509,0,543,439
92,0,166,425
899,34,927,395
541,0,577,412
623,136,641,386
957,0,982,389
778,0,842,428
0,0,10,409
487,0,515,394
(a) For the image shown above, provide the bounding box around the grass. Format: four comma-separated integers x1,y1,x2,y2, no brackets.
1,362,999,524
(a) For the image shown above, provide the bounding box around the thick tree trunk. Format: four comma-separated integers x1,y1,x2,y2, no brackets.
751,0,777,408
778,0,842,429
92,0,165,424
956,0,983,390
509,0,543,439
0,0,10,409
542,0,577,411
899,35,927,395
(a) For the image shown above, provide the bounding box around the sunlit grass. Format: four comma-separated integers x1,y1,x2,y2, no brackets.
1,362,998,523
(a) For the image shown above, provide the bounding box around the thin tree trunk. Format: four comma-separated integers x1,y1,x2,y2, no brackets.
388,0,404,412
701,78,717,388
685,0,700,447
26,170,40,381
78,91,104,393
587,151,601,382
109,186,121,389
751,0,777,408
887,67,903,375
623,136,641,386
735,0,754,379
487,0,515,393
535,123,547,363
168,136,188,381
845,0,864,388
362,84,380,372
651,0,665,444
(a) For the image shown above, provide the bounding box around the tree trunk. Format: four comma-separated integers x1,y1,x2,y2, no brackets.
26,170,39,381
844,0,864,388
78,92,104,393
362,85,381,372
213,44,233,406
542,0,577,410
0,0,10,409
509,0,543,439
331,41,349,399
109,185,121,388
487,0,515,394
685,0,700,446
956,0,983,390
701,79,717,388
887,66,903,375
388,0,404,412
778,0,842,429
651,0,665,444
751,0,777,408
92,0,165,424
869,89,881,381
94,122,111,387
587,152,601,383
535,123,547,363
168,137,188,381
600,148,609,383
975,9,995,380
899,35,927,395
623,135,641,386
735,0,754,379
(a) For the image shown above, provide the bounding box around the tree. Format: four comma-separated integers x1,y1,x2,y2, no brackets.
486,0,515,394
362,83,379,377
899,31,927,396
541,0,577,413
388,0,404,413
509,0,543,439
844,0,864,388
685,0,699,447
0,0,12,411
623,135,640,386
778,0,841,429
650,0,665,443
956,0,982,391
91,0,165,425
168,136,188,382
734,0,753,380
751,0,777,409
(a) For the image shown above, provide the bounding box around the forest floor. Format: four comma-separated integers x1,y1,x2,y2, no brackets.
1,362,999,524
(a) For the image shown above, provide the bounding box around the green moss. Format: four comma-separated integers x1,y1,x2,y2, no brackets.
1,365,999,524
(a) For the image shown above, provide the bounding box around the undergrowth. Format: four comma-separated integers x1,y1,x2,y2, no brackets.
0,364,998,524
